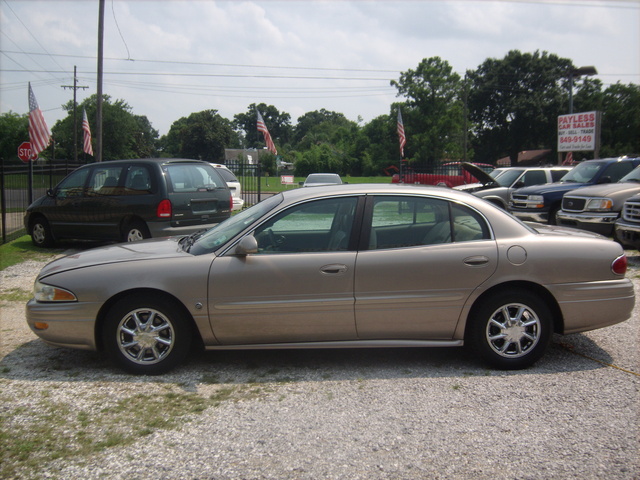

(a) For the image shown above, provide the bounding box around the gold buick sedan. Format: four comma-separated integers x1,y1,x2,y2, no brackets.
27,184,635,374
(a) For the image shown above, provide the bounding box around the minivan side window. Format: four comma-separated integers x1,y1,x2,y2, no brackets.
124,166,154,195
56,168,90,199
88,166,125,196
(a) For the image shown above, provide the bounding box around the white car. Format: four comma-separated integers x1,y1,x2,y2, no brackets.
212,164,244,211
303,173,343,187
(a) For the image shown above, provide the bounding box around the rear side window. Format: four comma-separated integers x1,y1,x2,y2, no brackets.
368,196,490,250
215,168,239,183
165,164,224,193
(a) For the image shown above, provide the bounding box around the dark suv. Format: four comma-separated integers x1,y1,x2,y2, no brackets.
25,158,231,247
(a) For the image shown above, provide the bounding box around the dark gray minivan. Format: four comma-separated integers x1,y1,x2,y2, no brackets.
25,159,232,247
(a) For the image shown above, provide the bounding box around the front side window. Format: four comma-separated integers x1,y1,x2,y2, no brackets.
56,168,90,199
521,170,547,187
254,197,358,253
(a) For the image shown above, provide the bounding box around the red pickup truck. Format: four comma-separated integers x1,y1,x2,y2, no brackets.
392,162,495,188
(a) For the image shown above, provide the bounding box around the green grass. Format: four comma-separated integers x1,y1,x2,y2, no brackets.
0,236,64,272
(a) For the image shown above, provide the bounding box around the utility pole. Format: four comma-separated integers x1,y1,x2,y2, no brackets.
96,0,105,162
61,65,88,163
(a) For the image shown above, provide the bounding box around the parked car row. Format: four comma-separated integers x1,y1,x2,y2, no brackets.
455,156,640,248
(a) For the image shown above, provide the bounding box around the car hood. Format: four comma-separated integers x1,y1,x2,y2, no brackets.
564,182,640,197
38,237,191,279
515,182,589,195
461,162,497,187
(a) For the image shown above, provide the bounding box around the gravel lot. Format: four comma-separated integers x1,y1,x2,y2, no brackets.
1,252,639,480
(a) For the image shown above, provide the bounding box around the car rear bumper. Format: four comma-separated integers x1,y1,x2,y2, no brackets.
547,278,635,334
556,211,617,235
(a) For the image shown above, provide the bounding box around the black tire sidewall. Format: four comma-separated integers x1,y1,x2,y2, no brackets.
467,289,552,370
102,294,192,375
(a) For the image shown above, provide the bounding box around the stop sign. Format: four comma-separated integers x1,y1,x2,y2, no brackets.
18,141,37,163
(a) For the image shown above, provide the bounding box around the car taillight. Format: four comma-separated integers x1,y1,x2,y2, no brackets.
612,255,627,275
157,199,172,218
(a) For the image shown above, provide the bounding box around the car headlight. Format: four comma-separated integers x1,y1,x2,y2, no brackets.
34,280,77,302
585,198,613,212
528,195,544,203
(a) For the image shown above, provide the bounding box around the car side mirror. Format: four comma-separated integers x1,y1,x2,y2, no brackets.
235,235,258,255
46,189,55,197
513,181,524,188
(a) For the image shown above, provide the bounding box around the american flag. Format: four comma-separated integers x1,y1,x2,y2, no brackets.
82,108,94,156
397,110,406,158
28,83,51,155
563,152,573,165
257,110,277,155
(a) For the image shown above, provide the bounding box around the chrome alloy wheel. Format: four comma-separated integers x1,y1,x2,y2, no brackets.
116,308,175,365
126,228,145,242
485,303,541,358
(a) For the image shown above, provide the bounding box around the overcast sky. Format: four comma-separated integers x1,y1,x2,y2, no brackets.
1,0,638,136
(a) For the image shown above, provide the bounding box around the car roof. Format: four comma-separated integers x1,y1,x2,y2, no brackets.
280,183,481,205
97,158,211,166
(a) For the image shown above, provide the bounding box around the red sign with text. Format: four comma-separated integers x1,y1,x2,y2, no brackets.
557,111,598,152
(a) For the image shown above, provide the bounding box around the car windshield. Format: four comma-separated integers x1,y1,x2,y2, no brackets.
560,162,603,183
494,169,525,187
187,194,284,255
620,166,640,183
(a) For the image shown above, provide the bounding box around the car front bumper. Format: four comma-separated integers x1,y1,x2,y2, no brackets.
614,220,640,249
510,209,549,223
556,211,617,236
26,299,101,350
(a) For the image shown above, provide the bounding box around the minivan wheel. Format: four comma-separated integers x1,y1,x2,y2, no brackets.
123,220,150,242
102,294,193,375
466,289,552,370
30,216,54,247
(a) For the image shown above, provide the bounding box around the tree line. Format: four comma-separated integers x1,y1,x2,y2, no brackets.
1,50,638,177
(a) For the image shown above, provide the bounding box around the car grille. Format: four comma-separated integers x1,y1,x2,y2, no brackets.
562,196,586,212
622,199,640,222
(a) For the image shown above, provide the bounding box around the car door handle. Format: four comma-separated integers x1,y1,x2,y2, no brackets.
463,256,489,267
320,264,348,275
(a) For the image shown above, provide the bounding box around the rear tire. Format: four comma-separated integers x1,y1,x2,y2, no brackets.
122,220,150,242
30,216,54,247
102,294,193,375
466,289,552,370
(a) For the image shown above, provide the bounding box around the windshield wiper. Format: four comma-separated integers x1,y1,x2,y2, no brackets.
180,229,207,252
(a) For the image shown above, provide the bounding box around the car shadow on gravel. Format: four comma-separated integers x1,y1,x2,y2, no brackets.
0,332,611,388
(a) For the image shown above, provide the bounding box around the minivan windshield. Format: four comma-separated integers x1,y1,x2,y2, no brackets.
187,194,284,255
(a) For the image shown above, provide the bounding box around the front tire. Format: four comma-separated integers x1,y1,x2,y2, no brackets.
30,216,54,247
102,294,193,375
466,289,552,370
